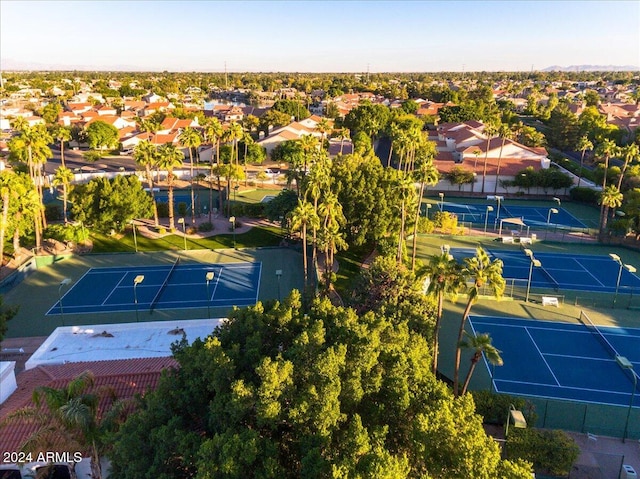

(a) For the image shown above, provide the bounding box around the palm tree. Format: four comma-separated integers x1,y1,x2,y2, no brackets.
422,252,465,375
289,199,319,286
54,125,72,168
576,136,593,188
616,143,639,191
0,171,18,265
52,166,74,224
453,247,505,397
1,371,130,479
337,127,350,155
459,332,503,396
481,122,498,193
133,141,160,227
156,143,184,230
315,117,332,149
202,118,224,221
595,139,619,238
411,148,438,270
303,162,330,270
178,127,203,224
396,174,416,265
319,222,347,291
599,185,624,235
493,124,511,194
225,121,243,171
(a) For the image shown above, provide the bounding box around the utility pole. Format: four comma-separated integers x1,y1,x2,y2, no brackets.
224,61,228,90
366,63,370,83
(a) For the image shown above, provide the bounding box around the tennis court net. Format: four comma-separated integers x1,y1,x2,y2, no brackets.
150,257,180,312
579,310,640,392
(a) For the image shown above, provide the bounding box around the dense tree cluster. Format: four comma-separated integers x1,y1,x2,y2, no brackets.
108,291,532,479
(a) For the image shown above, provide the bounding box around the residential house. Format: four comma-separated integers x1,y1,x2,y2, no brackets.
142,92,163,103
157,117,198,135
258,120,324,157
66,102,93,115
96,105,117,116
599,102,640,135
432,121,549,194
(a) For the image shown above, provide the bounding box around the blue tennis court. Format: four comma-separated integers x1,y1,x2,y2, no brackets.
47,262,261,315
469,315,640,408
439,202,586,229
450,248,640,293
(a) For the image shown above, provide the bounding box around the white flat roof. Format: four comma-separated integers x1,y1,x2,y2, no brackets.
25,318,224,370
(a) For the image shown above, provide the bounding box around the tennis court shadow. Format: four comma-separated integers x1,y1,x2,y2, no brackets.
520,303,579,322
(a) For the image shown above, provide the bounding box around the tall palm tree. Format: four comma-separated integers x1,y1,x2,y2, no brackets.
599,185,624,235
0,171,18,265
396,174,416,265
225,121,243,171
156,143,184,230
459,332,503,396
133,140,160,227
411,148,439,270
1,371,130,479
453,247,505,397
422,252,465,375
289,199,319,286
493,124,511,194
303,161,330,269
616,143,639,191
202,118,224,220
52,166,74,224
595,139,619,238
178,127,203,224
481,122,498,194
319,222,347,291
299,134,320,175
315,117,332,149
53,125,72,168
576,136,593,188
337,127,350,155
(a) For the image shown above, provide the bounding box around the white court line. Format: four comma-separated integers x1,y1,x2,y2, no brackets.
543,353,615,362
101,272,130,306
210,268,222,301
496,378,634,397
524,327,561,387
254,262,262,304
571,258,607,287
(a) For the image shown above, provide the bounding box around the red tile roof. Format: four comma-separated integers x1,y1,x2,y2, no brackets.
0,357,177,455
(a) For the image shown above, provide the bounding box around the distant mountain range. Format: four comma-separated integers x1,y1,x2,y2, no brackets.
542,65,639,72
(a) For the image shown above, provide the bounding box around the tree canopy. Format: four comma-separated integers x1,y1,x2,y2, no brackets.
109,291,532,478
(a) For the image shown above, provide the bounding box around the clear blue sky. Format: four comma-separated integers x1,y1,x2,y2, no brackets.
1,0,638,72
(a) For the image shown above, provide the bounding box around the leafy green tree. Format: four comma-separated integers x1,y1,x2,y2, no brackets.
85,120,119,150
445,166,476,191
69,175,153,233
454,248,505,397
260,109,292,135
0,171,20,262
616,143,639,191
272,98,310,121
505,429,579,477
0,294,18,341
108,292,532,478
546,103,578,150
41,101,62,124
343,102,390,141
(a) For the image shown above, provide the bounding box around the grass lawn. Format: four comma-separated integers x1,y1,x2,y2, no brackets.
90,226,282,254
335,244,375,298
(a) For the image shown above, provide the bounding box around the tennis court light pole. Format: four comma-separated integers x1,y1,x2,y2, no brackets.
58,278,72,326
205,271,214,318
275,269,282,301
616,355,636,443
438,192,444,212
484,205,494,234
178,218,187,251
130,220,138,253
626,264,637,309
523,249,541,303
133,275,145,323
425,203,432,219
229,216,236,249
505,404,527,437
